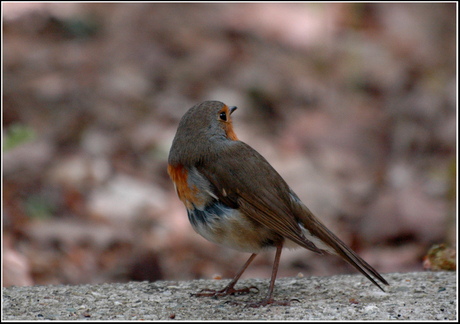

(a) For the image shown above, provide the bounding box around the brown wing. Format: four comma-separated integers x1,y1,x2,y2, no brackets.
197,140,389,291
196,141,323,254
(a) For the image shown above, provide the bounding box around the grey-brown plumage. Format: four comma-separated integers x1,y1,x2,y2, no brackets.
168,100,388,306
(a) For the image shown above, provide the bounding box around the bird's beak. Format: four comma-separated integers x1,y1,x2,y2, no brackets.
229,106,237,115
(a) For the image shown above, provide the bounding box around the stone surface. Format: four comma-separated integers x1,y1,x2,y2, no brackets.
2,271,456,320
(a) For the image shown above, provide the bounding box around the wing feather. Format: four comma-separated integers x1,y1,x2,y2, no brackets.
196,141,322,254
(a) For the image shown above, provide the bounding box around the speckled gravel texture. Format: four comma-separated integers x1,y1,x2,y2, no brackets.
2,271,456,320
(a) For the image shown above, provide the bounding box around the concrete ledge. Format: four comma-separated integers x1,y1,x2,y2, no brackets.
2,271,456,320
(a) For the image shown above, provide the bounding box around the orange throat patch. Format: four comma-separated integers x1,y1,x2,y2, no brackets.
224,123,238,141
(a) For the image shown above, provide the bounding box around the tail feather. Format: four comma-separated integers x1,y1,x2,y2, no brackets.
313,219,389,291
294,198,389,290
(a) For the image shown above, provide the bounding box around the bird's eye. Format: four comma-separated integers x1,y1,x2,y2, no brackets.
219,111,227,121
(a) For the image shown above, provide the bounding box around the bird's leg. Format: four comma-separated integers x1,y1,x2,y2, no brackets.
194,253,259,297
247,243,293,307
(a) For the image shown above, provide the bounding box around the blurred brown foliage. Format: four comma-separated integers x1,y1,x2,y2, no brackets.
3,3,456,287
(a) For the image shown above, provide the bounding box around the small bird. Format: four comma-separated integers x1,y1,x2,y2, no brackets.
168,100,388,307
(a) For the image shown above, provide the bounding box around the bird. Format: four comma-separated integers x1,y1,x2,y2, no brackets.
167,100,388,307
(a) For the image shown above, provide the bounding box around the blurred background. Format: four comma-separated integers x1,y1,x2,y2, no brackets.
2,3,456,288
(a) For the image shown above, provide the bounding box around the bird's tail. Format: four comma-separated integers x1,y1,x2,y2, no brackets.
294,200,389,291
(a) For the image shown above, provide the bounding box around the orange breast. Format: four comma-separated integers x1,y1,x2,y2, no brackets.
168,163,202,209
